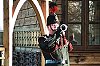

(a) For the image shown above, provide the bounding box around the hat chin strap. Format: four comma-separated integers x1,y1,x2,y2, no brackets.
50,24,56,32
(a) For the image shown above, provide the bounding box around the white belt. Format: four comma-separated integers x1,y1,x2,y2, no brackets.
46,60,67,64
46,60,61,64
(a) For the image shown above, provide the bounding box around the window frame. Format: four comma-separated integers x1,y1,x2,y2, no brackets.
62,0,100,52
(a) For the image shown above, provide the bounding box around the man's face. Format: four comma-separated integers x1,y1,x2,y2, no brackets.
50,23,59,31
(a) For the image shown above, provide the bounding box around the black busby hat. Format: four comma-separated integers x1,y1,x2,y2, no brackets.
49,1,57,8
47,14,59,26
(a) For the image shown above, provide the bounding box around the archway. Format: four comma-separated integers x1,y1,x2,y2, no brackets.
10,0,48,66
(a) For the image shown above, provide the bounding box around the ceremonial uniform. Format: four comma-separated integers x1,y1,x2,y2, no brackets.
38,33,72,66
38,3,73,65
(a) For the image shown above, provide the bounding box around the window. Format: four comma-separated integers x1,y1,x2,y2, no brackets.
88,0,100,50
68,1,82,46
62,0,100,51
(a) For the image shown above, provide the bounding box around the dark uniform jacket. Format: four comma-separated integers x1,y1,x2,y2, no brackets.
38,34,73,66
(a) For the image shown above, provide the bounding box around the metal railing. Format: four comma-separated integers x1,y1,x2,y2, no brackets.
13,30,42,66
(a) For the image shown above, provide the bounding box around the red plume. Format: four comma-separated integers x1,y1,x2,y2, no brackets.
49,2,58,14
50,6,58,14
